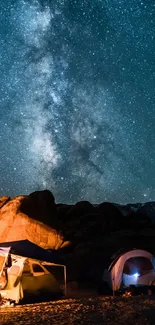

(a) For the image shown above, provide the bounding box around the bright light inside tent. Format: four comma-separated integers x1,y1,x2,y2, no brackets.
133,272,139,278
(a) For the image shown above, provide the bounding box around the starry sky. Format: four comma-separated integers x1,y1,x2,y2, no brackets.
0,0,155,204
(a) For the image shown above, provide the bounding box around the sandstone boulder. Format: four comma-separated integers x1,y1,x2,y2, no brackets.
0,196,10,208
0,191,64,250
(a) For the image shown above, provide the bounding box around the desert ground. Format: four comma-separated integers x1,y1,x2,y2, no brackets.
1,295,155,325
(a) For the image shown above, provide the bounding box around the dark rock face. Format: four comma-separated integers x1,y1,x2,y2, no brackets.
1,190,155,284
55,200,155,283
137,202,155,220
95,202,124,230
56,201,155,282
19,190,59,229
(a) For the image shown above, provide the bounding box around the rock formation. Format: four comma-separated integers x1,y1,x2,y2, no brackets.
0,191,64,250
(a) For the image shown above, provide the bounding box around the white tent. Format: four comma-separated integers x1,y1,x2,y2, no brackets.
0,247,66,303
103,249,155,292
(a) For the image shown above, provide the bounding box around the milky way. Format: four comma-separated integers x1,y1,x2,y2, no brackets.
0,0,155,204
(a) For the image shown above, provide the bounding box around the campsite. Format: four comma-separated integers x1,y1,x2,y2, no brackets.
1,242,155,325
1,191,155,324
1,241,155,305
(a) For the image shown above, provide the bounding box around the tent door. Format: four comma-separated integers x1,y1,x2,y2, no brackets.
0,247,10,290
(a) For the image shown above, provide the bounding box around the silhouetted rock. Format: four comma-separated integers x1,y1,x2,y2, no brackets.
19,189,59,229
95,202,124,230
137,201,155,220
57,204,73,222
65,201,95,221
127,211,153,229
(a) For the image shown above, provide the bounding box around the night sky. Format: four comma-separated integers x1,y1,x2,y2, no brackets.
0,0,155,204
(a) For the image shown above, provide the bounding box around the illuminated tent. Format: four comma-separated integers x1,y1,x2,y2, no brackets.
0,242,66,303
102,249,155,292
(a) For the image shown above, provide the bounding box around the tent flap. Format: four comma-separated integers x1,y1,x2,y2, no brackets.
0,247,10,276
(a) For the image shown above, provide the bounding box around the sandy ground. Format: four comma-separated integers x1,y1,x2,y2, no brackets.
1,295,155,325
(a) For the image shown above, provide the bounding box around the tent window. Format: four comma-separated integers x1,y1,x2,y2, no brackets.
123,257,153,276
32,264,45,273
23,261,31,274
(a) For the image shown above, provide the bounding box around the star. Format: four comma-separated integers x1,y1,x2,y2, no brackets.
0,0,154,204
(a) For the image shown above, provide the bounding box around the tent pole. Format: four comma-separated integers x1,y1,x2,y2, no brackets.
112,277,115,297
64,265,67,297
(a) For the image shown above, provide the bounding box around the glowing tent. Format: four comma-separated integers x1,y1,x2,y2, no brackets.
102,249,155,292
0,242,66,303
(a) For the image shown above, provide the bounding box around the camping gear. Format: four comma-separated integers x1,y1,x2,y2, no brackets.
0,241,66,303
102,249,155,293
